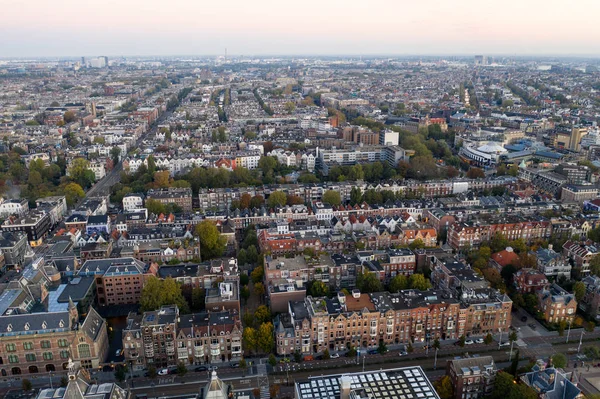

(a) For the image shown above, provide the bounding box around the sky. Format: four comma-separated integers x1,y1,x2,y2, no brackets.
1,0,600,57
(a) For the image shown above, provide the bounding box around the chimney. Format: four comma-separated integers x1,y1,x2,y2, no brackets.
548,244,553,251
352,289,361,299
340,375,352,399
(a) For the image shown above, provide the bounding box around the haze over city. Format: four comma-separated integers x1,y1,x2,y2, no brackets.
2,0,600,57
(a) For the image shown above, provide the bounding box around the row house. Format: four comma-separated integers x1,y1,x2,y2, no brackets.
447,219,551,250
147,187,193,213
579,275,600,321
532,246,571,278
157,258,239,290
123,305,242,370
513,269,550,294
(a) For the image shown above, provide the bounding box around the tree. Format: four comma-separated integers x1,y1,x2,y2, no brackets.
140,276,189,313
195,220,227,261
254,305,272,325
574,281,586,302
114,364,127,382
322,190,341,206
254,282,265,302
286,195,304,205
432,338,441,369
176,362,187,376
110,146,121,165
243,327,258,353
484,333,493,345
409,239,426,250
270,384,281,399
357,270,383,293
238,248,248,266
145,198,166,215
239,358,247,375
551,353,567,369
446,166,460,178
69,158,95,188
466,167,485,179
267,191,287,208
590,255,600,277
268,353,277,367
153,170,171,188
389,274,409,293
63,110,76,123
492,372,538,399
377,339,388,354
323,348,330,360
308,280,330,297
458,335,466,347
64,182,85,207
250,195,265,209
350,187,362,205
409,274,431,291
434,375,454,399
257,322,275,353
251,265,264,284
22,379,32,391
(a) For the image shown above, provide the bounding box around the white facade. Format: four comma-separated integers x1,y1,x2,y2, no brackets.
123,194,145,212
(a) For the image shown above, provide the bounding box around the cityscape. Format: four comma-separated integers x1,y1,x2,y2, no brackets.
2,6,600,399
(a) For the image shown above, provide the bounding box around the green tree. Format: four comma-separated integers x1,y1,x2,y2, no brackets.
389,274,409,293
323,348,330,359
254,282,265,302
409,274,431,291
350,187,362,205
239,358,247,375
484,333,493,345
195,220,227,261
176,362,188,376
114,364,127,382
574,281,586,302
238,248,248,266
551,353,567,369
356,270,383,293
69,158,95,188
590,255,600,276
140,276,189,313
22,379,32,391
377,339,388,354
267,191,287,208
308,280,330,297
458,335,466,347
322,190,341,206
409,239,426,250
145,198,166,215
251,266,264,284
268,353,277,366
64,182,85,207
434,375,454,399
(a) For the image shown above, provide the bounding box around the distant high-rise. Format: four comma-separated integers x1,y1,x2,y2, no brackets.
569,126,588,151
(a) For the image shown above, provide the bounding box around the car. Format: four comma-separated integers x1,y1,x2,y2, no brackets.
453,340,463,346
521,316,528,322
528,323,536,329
464,340,474,345
367,349,378,355
499,342,511,347
195,366,208,372
399,351,408,356
230,363,240,368
208,365,218,371
115,349,122,357
475,338,484,344
330,353,340,358
158,368,169,375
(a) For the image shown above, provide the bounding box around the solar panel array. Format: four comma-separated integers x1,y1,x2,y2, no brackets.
296,367,440,399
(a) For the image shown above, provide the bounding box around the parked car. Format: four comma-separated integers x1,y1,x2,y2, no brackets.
521,316,528,322
330,353,340,358
158,368,169,375
475,338,484,344
195,366,208,372
499,342,511,347
367,349,379,355
465,339,474,345
399,351,408,356
115,349,122,357
208,365,218,371
230,363,240,368
528,323,536,329
304,355,314,362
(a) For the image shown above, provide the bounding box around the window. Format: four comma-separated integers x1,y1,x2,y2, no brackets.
60,351,70,359
8,355,18,364
41,341,51,349
26,354,36,362
78,344,91,358
58,339,69,348
23,342,33,350
5,344,16,352
43,352,53,360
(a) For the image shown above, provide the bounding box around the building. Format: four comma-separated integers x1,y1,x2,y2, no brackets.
36,196,68,226
205,281,241,314
36,364,130,399
147,187,193,213
533,246,571,278
521,360,583,399
379,130,400,146
0,199,29,219
77,257,155,306
579,275,600,321
123,305,242,370
537,283,576,324
555,164,591,184
446,356,497,399
86,215,111,235
513,269,550,294
0,231,28,268
560,185,598,203
295,366,440,399
123,193,145,212
2,210,52,247
562,241,598,276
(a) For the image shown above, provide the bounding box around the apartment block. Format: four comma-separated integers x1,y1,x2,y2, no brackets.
446,356,497,399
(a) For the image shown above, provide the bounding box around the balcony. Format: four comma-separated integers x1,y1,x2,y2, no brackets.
210,348,220,357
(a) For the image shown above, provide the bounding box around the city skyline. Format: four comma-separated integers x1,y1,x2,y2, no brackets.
2,0,600,57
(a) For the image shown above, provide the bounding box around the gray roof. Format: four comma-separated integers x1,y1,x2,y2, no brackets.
0,311,72,336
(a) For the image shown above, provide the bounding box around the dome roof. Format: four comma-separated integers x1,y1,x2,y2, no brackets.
477,143,507,154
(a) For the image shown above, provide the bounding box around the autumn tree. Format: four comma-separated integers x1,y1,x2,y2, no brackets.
63,110,76,123
267,190,287,208
195,220,227,261
140,276,189,313
409,274,431,290
153,170,171,188
434,376,454,399
466,167,485,179
574,281,586,302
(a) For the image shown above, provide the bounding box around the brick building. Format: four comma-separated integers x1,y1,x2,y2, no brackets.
147,187,193,213
446,356,497,399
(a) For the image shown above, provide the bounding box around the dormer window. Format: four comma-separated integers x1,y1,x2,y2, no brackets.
59,320,64,328
42,322,47,329
24,323,30,331
7,324,12,332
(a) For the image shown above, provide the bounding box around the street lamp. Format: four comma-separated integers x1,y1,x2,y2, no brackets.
566,319,572,344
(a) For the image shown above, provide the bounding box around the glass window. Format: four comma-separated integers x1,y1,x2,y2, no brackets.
23,342,34,350
41,341,51,349
5,344,16,352
8,355,18,364
43,352,53,360
60,350,70,359
78,344,91,358
26,354,36,362
58,339,69,348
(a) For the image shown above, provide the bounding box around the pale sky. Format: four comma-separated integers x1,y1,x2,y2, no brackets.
1,0,600,57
